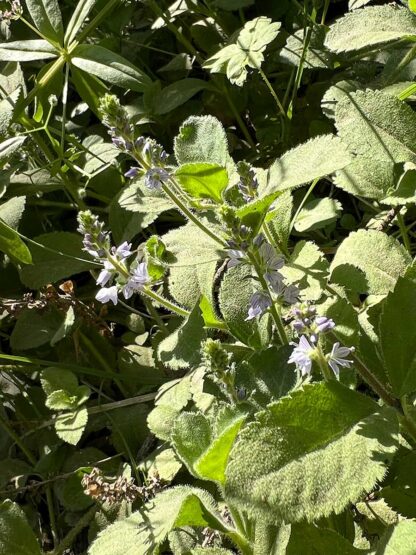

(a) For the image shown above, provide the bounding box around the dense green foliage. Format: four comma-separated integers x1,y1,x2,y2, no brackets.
1,0,416,553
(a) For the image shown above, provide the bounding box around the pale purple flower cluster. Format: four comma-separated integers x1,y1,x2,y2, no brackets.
246,240,299,321
291,303,335,344
288,302,355,379
124,137,170,189
237,163,259,202
78,211,110,259
77,211,150,306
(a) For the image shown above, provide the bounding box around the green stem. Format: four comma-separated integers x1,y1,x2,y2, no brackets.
316,343,334,381
51,505,97,555
0,413,36,465
247,252,288,345
46,485,59,547
78,331,129,397
162,181,226,246
220,82,256,148
397,211,412,253
75,0,120,44
289,177,319,233
258,67,286,117
143,286,190,317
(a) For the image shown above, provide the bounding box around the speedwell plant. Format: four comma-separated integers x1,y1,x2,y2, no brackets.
1,0,416,554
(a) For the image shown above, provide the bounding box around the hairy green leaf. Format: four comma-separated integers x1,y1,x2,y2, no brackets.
325,5,416,53
0,500,41,555
55,406,88,445
165,223,220,309
10,308,66,350
380,264,416,396
330,230,411,295
158,303,205,370
376,520,416,554
281,241,328,301
226,382,399,523
219,263,271,349
294,197,342,232
175,163,228,203
286,523,362,554
89,486,227,555
334,90,416,199
381,450,416,519
174,115,229,166
264,135,351,194
147,376,193,441
0,88,20,138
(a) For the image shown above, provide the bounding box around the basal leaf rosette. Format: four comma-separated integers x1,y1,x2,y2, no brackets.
225,381,399,523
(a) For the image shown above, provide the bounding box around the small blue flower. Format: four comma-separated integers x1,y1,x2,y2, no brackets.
96,285,119,305
144,167,169,190
288,335,315,376
246,291,271,320
327,343,355,378
113,241,132,260
125,166,140,179
259,242,285,273
227,249,245,268
122,263,150,299
315,316,336,334
96,261,113,287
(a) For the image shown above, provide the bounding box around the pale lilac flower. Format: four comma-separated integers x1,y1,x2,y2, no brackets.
246,291,271,320
259,242,285,273
96,261,113,287
144,167,169,190
125,166,140,179
122,263,149,299
96,285,119,305
227,249,245,268
266,271,285,294
288,335,315,376
315,316,335,334
327,343,355,378
113,241,132,260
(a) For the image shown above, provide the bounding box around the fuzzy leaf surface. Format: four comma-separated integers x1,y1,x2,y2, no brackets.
89,486,227,555
225,382,399,523
325,5,416,53
158,303,205,370
175,163,228,203
330,230,411,295
0,500,42,555
334,90,416,199
265,135,351,194
380,264,416,396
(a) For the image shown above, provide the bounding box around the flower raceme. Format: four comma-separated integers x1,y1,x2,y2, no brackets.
77,211,150,306
288,302,355,379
